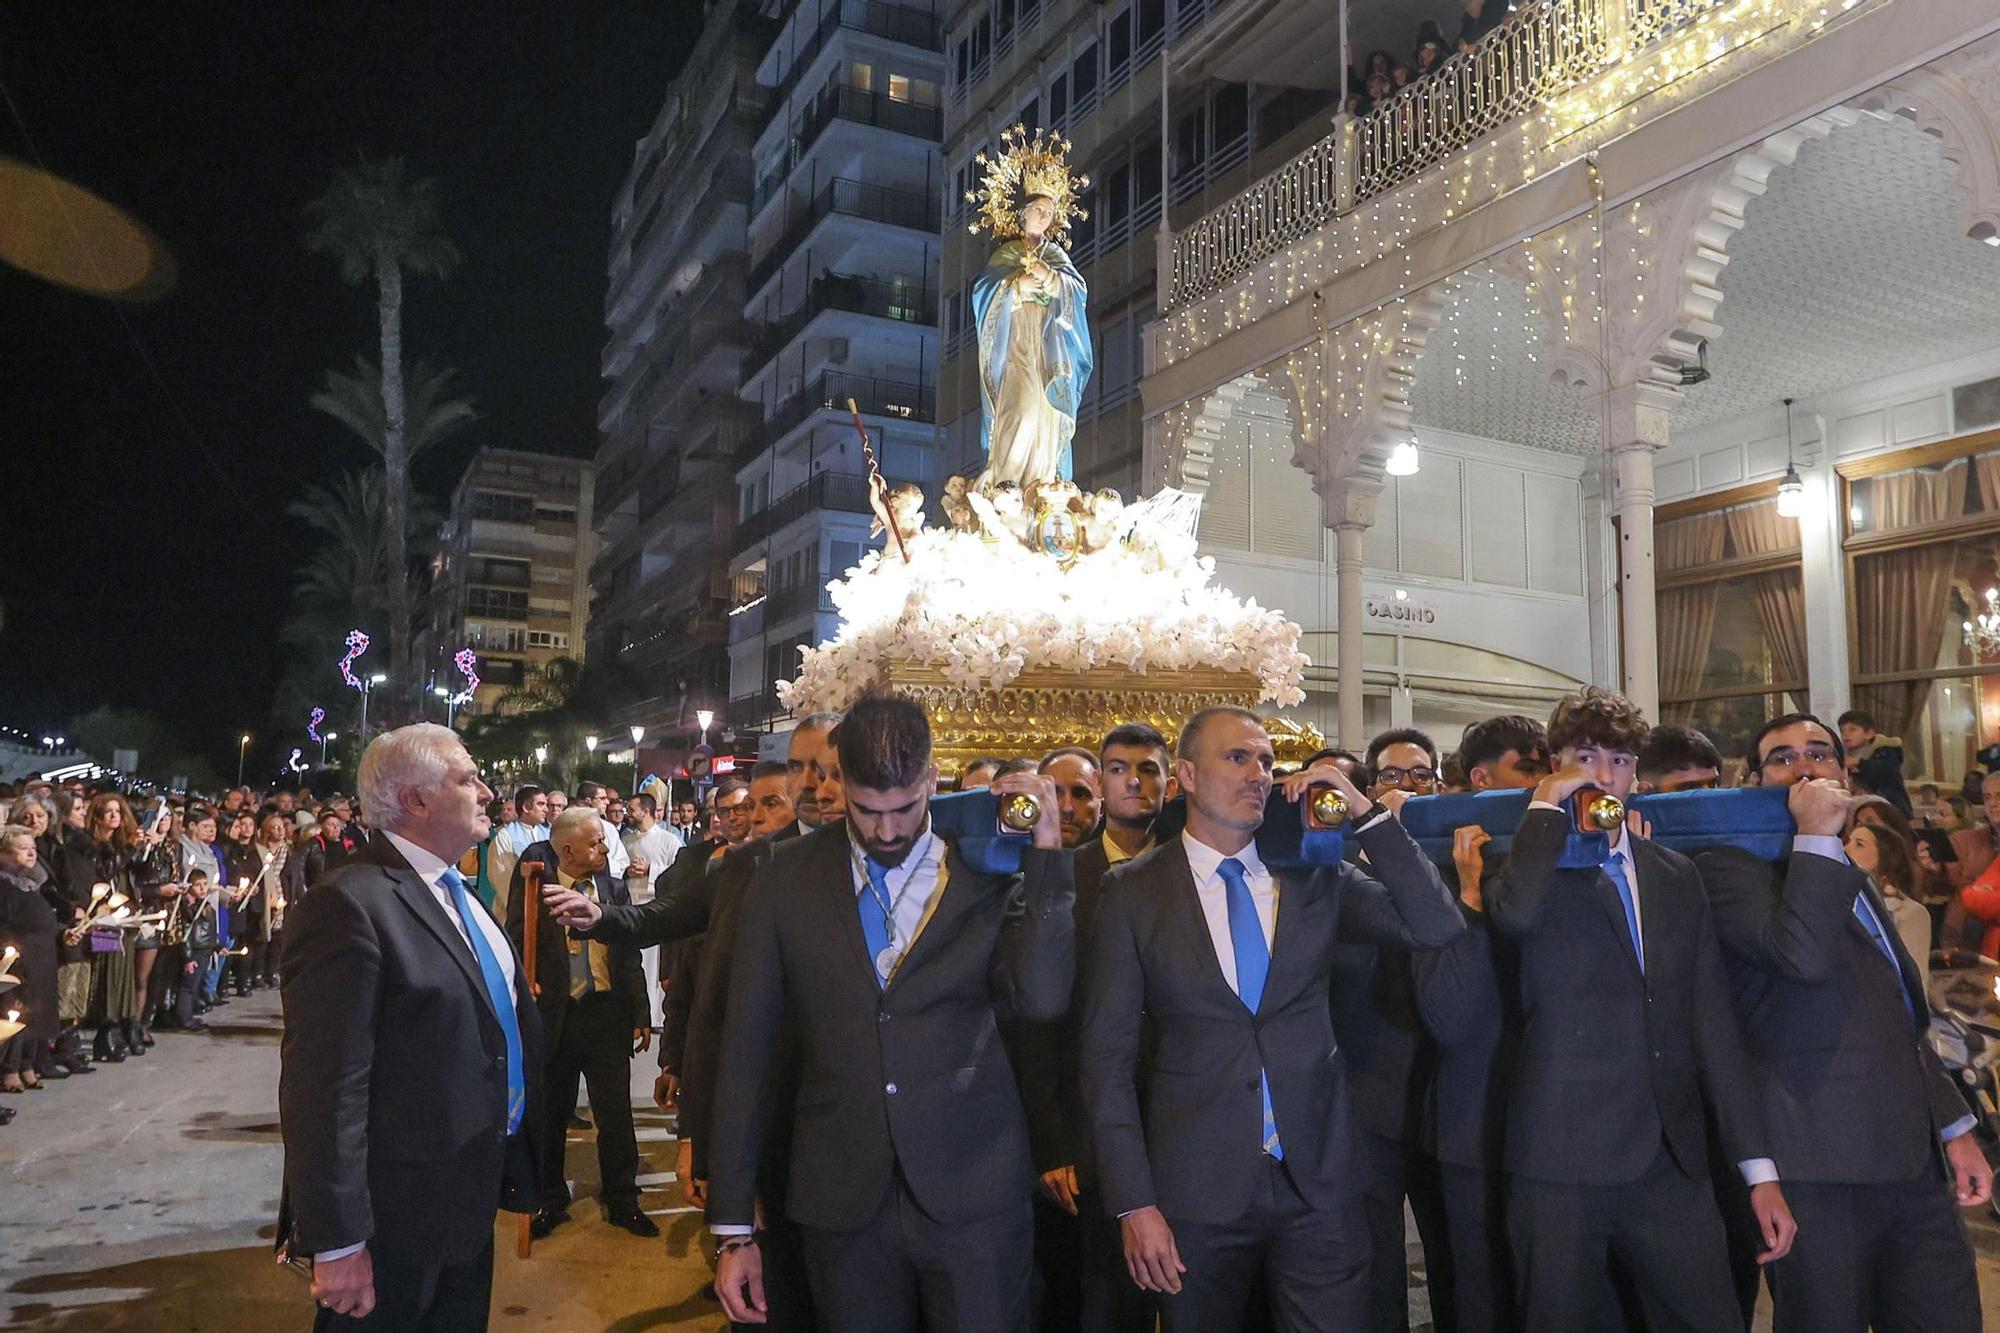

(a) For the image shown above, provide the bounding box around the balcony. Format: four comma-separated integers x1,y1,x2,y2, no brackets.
750,177,942,295
732,470,876,553
765,369,937,443
1165,0,1736,310
747,271,937,372
758,1,944,140
752,85,943,214
764,579,833,625
726,683,785,727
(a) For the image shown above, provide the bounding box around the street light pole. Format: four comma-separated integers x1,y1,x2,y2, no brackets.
628,724,646,799
237,733,251,787
321,731,338,765
359,673,387,748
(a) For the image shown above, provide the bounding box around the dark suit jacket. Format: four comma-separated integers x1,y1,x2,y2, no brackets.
278,833,543,1263
1697,844,1972,1183
1327,936,1430,1147
1081,819,1462,1225
1411,896,1520,1171
681,824,802,1182
503,843,649,1036
1487,809,1766,1185
708,824,1076,1233
1008,834,1124,1180
576,836,726,952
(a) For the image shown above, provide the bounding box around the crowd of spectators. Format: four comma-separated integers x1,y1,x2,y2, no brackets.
1344,1,1514,117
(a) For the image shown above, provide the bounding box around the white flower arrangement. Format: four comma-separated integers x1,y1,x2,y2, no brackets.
776,520,1310,714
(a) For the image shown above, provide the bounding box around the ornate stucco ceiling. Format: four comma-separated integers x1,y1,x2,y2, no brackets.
1410,109,2000,450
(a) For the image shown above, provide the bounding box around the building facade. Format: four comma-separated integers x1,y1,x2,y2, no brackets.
432,447,596,715
1132,0,2000,783
590,0,773,744
723,0,949,734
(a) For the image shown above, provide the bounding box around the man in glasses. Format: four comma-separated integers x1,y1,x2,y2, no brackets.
1340,727,1455,1329
1694,713,1987,1332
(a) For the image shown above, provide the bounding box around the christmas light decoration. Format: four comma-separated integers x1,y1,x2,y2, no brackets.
449,649,480,707
287,748,310,774
338,630,371,692
307,707,326,744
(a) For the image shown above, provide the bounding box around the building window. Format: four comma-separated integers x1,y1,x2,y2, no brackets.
852,61,873,92
468,557,532,588
1048,70,1068,125
481,657,527,687
467,588,530,621
526,630,570,651
1654,495,1805,772
1843,435,2000,789
471,491,534,523
1072,41,1099,108
465,623,526,653
534,506,575,524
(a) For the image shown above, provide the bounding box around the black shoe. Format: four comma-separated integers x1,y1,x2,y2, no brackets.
37,1063,68,1080
605,1205,659,1238
568,1113,591,1130
92,1030,126,1064
528,1205,570,1239
0,1105,14,1125
181,1019,208,1033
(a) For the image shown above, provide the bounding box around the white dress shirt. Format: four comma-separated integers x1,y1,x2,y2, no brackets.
1181,831,1277,994
320,830,517,1259
622,822,686,898
599,816,631,879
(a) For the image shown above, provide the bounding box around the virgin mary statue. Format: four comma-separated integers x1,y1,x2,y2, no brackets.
968,129,1093,492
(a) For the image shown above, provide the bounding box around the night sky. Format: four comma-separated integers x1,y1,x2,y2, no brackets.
0,3,702,769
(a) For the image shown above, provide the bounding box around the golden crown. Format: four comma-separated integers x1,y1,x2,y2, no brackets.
965,124,1090,243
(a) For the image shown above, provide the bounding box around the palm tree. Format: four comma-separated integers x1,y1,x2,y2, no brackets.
304,156,459,700
311,356,475,464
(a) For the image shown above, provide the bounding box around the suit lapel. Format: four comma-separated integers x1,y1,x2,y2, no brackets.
1591,853,1644,977
1160,840,1238,1006
382,851,500,1025
1855,874,1926,1021
884,838,980,988
822,826,878,983
1257,866,1326,1016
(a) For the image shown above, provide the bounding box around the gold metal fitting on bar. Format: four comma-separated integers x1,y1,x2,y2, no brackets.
998,792,1042,833
1584,793,1625,830
1308,787,1350,829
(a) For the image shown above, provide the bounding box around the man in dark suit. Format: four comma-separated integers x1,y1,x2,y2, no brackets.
707,692,1074,1332
555,731,834,1333
1697,713,1989,1332
1408,713,1548,1333
279,724,541,1330
1081,706,1464,1331
1487,687,1794,1331
1014,729,1167,1333
505,807,653,1239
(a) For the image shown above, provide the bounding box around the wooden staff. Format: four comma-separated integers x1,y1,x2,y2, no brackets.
848,397,909,563
515,859,544,1260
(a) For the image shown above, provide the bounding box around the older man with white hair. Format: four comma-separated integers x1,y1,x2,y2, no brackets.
279,724,542,1332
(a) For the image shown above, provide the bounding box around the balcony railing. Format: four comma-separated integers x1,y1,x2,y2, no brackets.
766,369,937,442
1165,0,1735,310
727,683,785,726
732,470,876,552
752,85,944,213
748,271,937,371
750,178,941,294
764,580,834,625
758,1,944,139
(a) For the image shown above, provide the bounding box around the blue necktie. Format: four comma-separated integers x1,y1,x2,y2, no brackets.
1218,857,1282,1161
859,858,894,988
442,867,524,1134
1852,891,1917,1020
1603,852,1644,973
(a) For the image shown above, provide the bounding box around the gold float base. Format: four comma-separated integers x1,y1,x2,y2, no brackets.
882,664,1324,779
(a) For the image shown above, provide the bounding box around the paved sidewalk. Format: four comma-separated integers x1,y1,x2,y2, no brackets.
0,993,720,1332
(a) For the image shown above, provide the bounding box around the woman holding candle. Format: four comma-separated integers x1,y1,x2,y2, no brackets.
66,794,164,1064
0,826,61,1096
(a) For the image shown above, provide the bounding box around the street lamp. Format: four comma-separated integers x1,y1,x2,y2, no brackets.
533,745,548,768
696,709,715,747
237,733,251,787
358,673,388,746
585,735,598,753
433,684,459,727
321,731,338,764
628,724,645,795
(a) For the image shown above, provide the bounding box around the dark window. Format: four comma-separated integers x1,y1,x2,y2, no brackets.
1175,107,1206,177
468,557,532,588
466,588,530,621
1072,43,1098,101
996,0,1014,39
1019,96,1039,130
955,37,970,86
973,15,991,63
480,657,527,687
1214,84,1250,147
1137,0,1166,44
1105,162,1131,228
1134,139,1162,207
471,491,534,523
1108,11,1131,72
1049,71,1068,122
